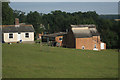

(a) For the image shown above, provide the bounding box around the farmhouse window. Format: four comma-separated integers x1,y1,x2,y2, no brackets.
9,33,13,38
59,37,63,41
25,33,29,38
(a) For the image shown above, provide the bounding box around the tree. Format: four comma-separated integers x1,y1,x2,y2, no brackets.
26,11,42,33
13,10,26,23
2,2,14,25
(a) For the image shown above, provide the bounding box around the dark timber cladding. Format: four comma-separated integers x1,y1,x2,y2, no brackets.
63,29,75,48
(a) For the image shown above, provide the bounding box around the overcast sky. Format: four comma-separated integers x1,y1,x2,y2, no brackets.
10,0,119,2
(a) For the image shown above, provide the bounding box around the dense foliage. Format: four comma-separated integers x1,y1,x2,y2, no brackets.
99,15,119,20
2,2,14,25
2,2,120,49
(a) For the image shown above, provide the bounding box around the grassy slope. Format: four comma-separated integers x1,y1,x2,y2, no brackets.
2,43,118,78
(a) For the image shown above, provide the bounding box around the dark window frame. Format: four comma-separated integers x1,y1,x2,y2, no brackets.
59,37,63,41
25,33,29,38
9,33,13,38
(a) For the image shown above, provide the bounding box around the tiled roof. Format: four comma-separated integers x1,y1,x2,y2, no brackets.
71,24,96,28
2,25,35,33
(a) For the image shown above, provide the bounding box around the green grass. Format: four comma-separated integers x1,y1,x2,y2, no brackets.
2,43,118,78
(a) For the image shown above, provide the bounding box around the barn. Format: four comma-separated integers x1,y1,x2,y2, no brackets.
2,18,35,43
62,25,106,50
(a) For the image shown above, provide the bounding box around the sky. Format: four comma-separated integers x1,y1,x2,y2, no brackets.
9,2,118,15
9,0,120,2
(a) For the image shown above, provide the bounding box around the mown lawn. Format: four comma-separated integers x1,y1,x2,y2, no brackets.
2,43,118,78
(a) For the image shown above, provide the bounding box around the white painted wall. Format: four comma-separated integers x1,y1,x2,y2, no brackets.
101,43,104,49
4,33,18,42
20,32,34,41
3,32,34,42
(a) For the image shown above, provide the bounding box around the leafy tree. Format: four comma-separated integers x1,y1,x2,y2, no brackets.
2,2,14,25
13,10,26,23
26,11,42,33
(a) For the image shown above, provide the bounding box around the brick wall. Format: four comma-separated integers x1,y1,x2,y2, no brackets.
92,36,101,50
104,43,106,49
76,37,93,50
55,36,63,46
92,40,101,50
92,36,100,42
76,36,102,50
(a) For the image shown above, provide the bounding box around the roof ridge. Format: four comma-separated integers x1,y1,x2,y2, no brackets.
2,25,33,27
71,24,96,28
2,25,15,27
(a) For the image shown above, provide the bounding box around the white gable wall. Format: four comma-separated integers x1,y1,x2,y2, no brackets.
3,32,34,42
20,32,34,41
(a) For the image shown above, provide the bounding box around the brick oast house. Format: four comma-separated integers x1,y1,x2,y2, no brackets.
2,18,35,43
63,24,106,50
42,32,67,46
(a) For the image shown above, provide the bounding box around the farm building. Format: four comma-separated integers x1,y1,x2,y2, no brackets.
1,18,35,43
42,32,67,46
62,25,106,50
36,33,43,40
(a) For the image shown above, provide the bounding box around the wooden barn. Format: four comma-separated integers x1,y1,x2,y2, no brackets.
42,32,67,46
1,18,35,43
62,25,106,50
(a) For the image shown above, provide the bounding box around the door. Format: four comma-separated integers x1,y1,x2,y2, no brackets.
101,43,104,49
93,44,98,50
18,33,21,41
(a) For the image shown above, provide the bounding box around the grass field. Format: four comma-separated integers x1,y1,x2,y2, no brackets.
2,43,118,78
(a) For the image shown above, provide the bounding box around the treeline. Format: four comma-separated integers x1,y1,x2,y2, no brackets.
99,15,119,20
2,2,120,49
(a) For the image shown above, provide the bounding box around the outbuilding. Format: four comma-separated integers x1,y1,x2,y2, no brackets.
42,32,67,46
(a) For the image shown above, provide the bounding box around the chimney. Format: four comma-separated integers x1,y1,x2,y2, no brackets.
15,18,19,25
15,18,19,27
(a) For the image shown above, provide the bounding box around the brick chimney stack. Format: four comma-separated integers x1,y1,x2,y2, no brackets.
15,18,19,25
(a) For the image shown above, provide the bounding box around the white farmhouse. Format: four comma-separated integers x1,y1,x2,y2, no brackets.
2,18,35,43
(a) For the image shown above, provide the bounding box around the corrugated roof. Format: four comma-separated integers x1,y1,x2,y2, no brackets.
72,28,92,38
71,25,99,38
71,24,96,28
43,32,67,37
2,25,35,33
89,28,99,36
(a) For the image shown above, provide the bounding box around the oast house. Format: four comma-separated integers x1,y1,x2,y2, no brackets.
63,25,106,50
